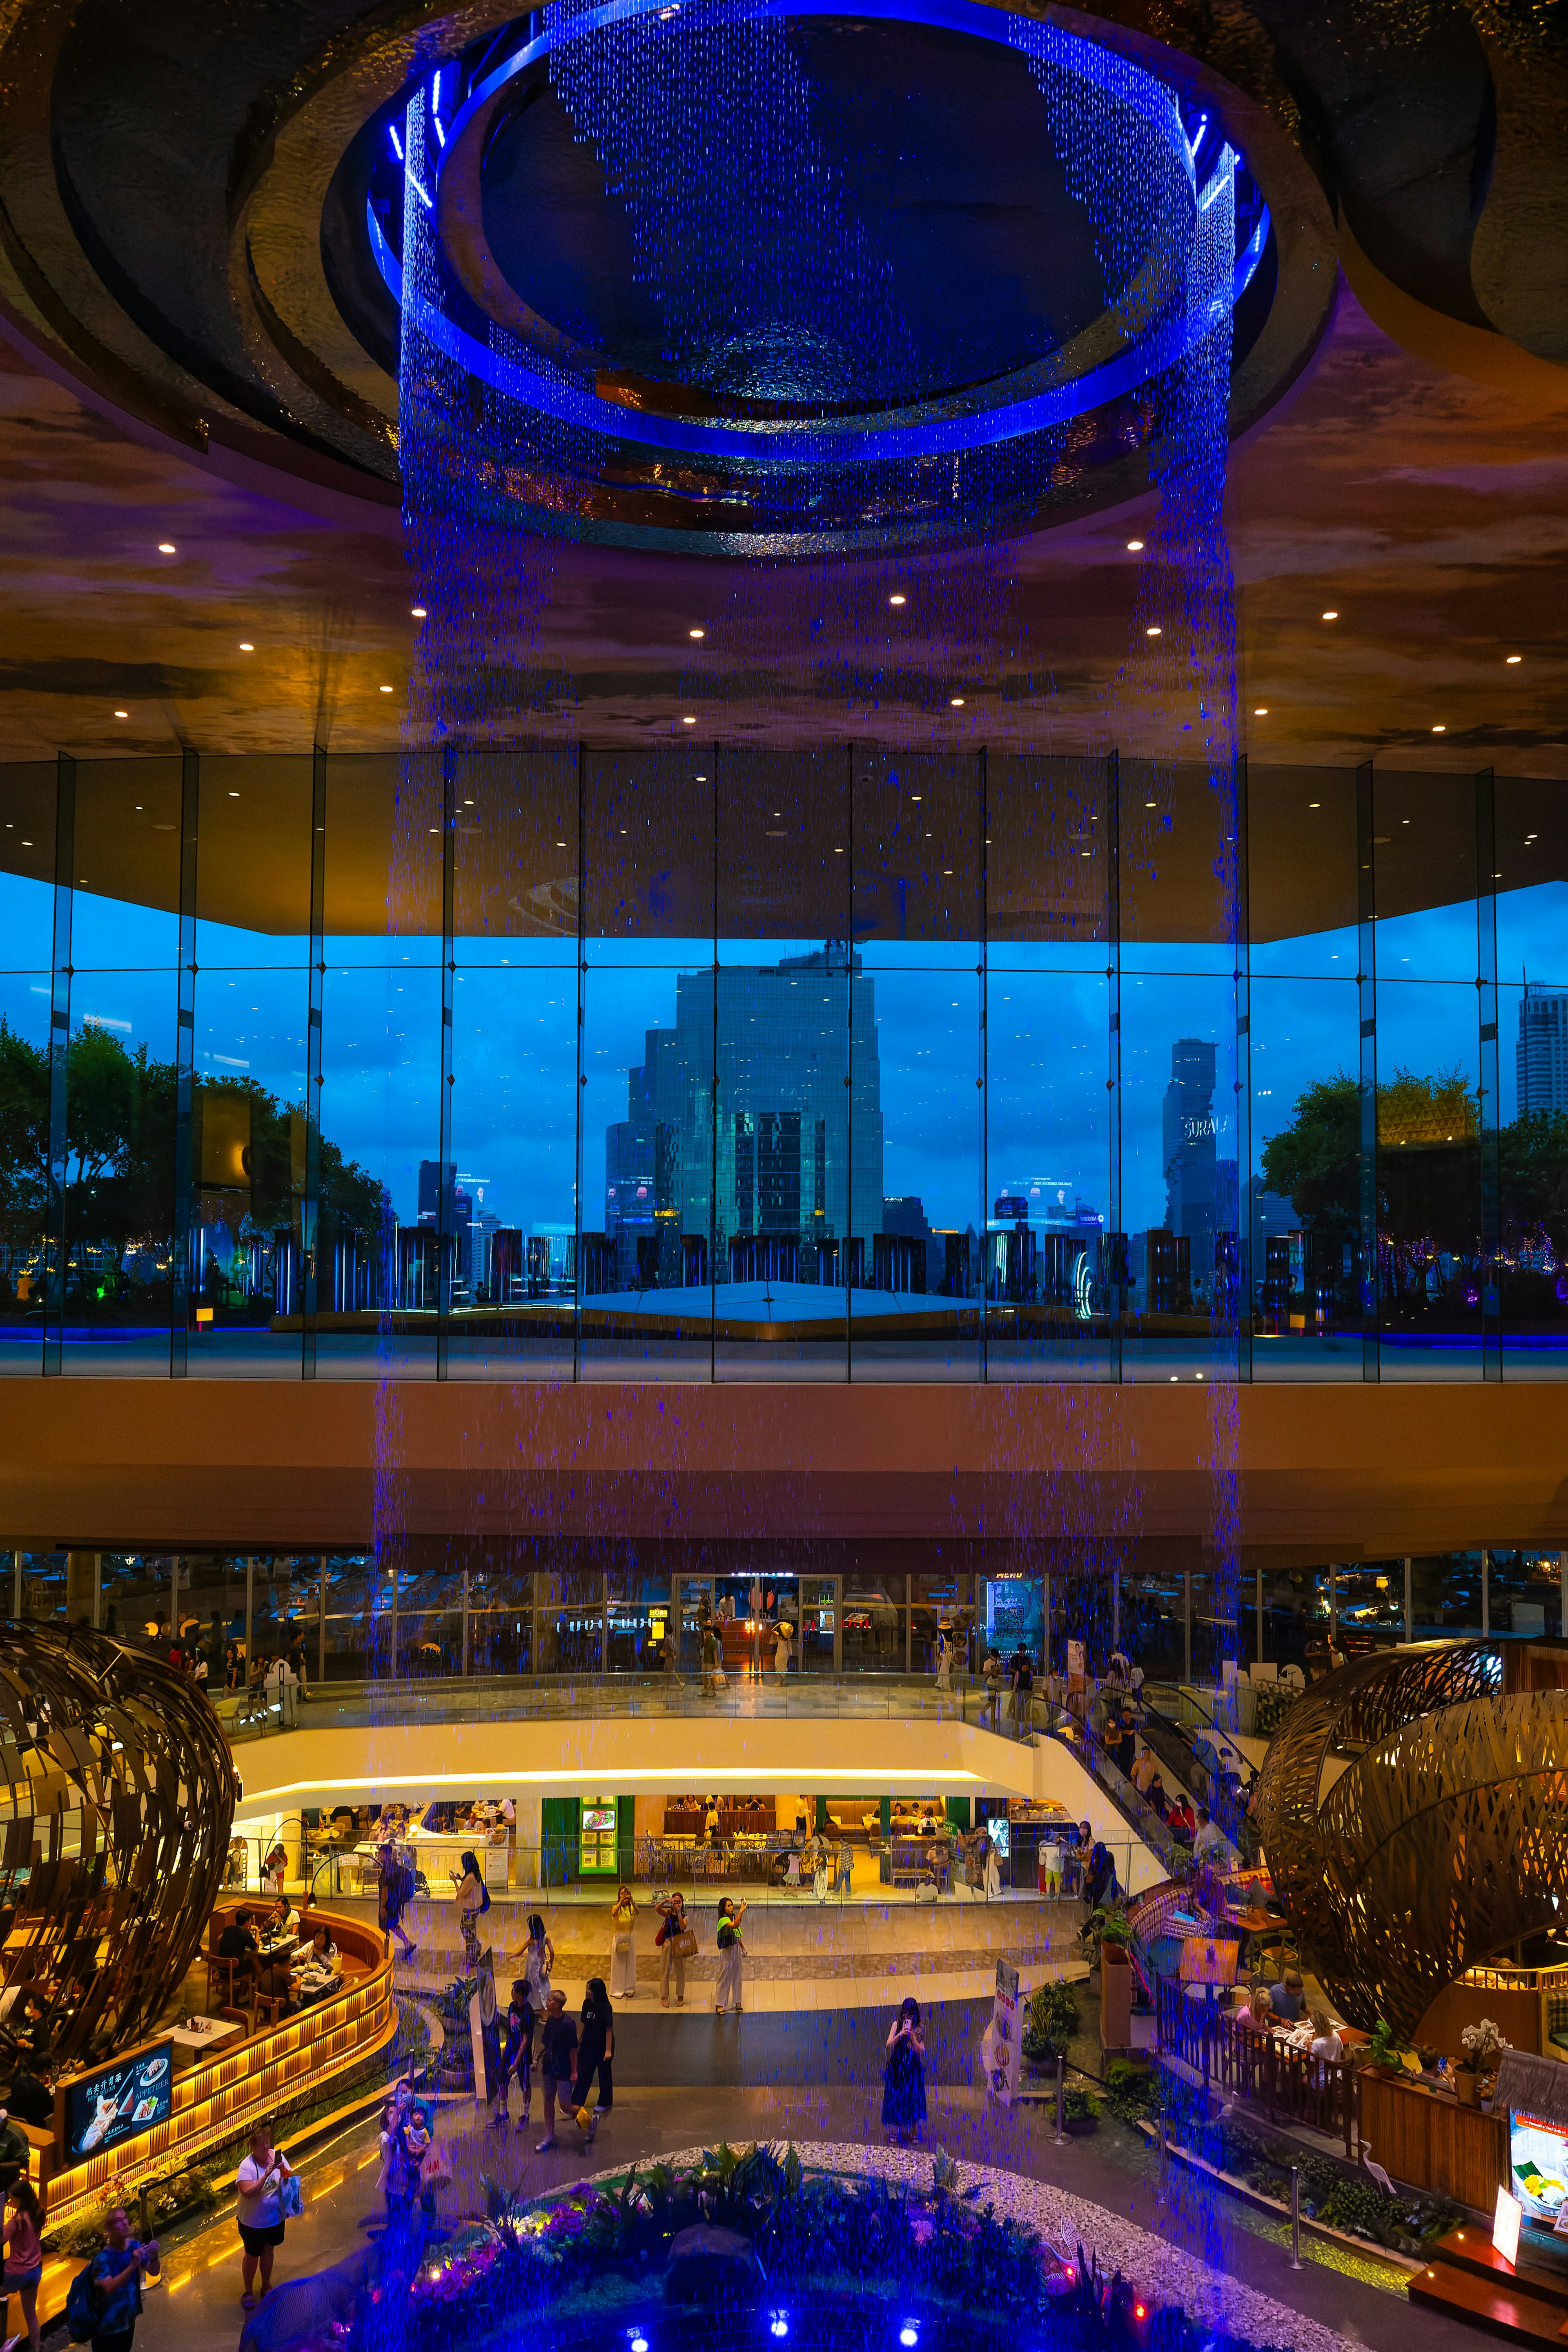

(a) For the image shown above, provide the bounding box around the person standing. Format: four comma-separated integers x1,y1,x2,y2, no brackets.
490,1979,533,2131
235,2124,292,2310
523,1912,554,2016
571,1978,615,2140
610,1884,637,2000
535,1990,578,2151
452,1849,488,1973
85,2208,158,2352
655,1889,688,2007
715,1896,746,2015
773,1623,791,1687
700,1625,719,1698
933,1628,951,1695
379,1838,417,1963
982,1648,1004,1731
881,1998,927,2146
1009,1646,1034,1738
2,2177,45,2352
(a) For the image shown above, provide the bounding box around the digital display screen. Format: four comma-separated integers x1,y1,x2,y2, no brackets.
986,1817,1011,1857
581,1806,617,1834
1510,2111,1568,2223
67,2044,173,2161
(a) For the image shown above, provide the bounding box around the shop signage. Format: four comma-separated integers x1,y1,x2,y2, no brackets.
62,2042,173,2163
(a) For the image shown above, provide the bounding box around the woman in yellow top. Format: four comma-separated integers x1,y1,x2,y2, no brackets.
610,1883,637,2000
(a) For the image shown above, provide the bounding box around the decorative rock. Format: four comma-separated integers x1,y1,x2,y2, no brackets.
664,2223,759,2307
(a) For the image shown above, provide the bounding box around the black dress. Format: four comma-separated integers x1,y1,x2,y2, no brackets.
881,2030,927,2130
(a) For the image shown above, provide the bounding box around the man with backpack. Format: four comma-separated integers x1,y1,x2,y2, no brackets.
378,1839,416,1963
1009,1645,1034,1738
68,2207,158,2352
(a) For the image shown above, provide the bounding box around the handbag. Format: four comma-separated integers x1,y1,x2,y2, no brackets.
281,2172,306,2220
420,2143,454,2188
675,1927,699,1959
712,1668,727,1690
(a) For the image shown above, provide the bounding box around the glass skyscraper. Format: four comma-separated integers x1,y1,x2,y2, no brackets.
603,943,884,1293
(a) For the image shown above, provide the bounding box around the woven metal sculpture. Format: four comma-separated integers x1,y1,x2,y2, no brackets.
0,1626,238,2075
1255,1639,1568,2037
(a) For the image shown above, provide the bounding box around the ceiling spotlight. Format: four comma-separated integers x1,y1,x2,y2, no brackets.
689,627,706,639
1432,723,1446,733
1146,626,1162,637
1321,609,1339,621
682,715,697,726
1145,800,1156,808
1253,706,1268,716
889,593,906,606
1308,800,1321,808
411,605,427,618
157,541,176,554
379,684,395,693
950,697,965,707
114,709,128,719
239,641,254,651
228,791,240,799
1126,538,1145,551
1506,653,1522,664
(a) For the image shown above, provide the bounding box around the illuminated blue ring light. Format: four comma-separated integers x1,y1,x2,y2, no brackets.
371,0,1267,464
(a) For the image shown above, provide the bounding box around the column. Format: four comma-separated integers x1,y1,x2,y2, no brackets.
1328,1564,1337,1648
1256,1566,1264,1667
301,745,328,1380
170,746,198,1377
1404,1556,1413,1646
244,1555,254,1684
436,747,457,1379
1043,1570,1051,1677
318,1555,327,1684
1234,751,1253,1381
1477,768,1502,1381
1106,749,1125,1382
43,752,75,1378
1481,1548,1490,1639
11,1551,20,1622
1112,1566,1120,1654
1183,1572,1192,1685
461,1567,471,1679
1355,760,1380,1382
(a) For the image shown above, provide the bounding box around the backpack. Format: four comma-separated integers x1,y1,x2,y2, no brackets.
66,2263,104,2344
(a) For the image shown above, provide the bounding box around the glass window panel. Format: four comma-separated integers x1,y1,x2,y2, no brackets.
1247,766,1358,978
17,1550,68,1623
1374,770,1476,978
1496,977,1568,1368
469,1595,533,1677
323,754,441,962
988,753,1107,959
716,749,849,951
398,1611,462,1676
1334,1563,1404,1651
314,963,440,1377
842,1571,904,1670
580,962,712,1376
1410,1550,1483,1637
71,758,181,969
1486,1549,1563,1638
1374,980,1481,1374
983,954,1111,1379
0,982,51,1375
586,749,710,944
179,1553,262,1664
62,966,179,1377
1120,1572,1183,1679
196,756,314,959
911,1569,975,1675
448,962,576,1379
0,763,59,970
452,748,578,964
1120,758,1239,973
1250,977,1362,1379
1121,973,1238,1380
189,968,309,1379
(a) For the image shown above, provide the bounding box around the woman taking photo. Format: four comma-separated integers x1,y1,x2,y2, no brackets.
715,1896,746,2016
452,1850,488,1973
235,2123,293,2310
654,1890,689,2008
882,1997,927,2147
609,1884,637,2000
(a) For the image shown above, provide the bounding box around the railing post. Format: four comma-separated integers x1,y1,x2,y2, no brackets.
1054,2051,1066,2146
1288,2165,1303,2268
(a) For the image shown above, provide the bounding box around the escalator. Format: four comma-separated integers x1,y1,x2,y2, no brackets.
1135,1685,1261,1863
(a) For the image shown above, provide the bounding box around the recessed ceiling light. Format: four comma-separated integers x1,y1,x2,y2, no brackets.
1321,610,1339,621
157,542,176,555
950,697,965,707
1432,724,1446,733
1253,706,1268,716
411,606,427,618
889,594,906,607
833,846,844,854
1126,538,1144,551
1308,801,1321,808
556,840,566,847
379,684,394,693
689,628,705,639
228,791,239,798
682,715,697,726
239,641,254,651
1146,626,1161,637
114,709,128,718
1145,800,1156,808
1506,653,1522,664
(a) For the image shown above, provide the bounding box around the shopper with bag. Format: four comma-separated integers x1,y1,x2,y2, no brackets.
535,1990,579,2151
400,2105,450,2222
71,2207,158,2352
236,2124,294,2310
452,1850,488,1974
570,1978,615,2140
610,1885,637,1999
655,1890,691,2007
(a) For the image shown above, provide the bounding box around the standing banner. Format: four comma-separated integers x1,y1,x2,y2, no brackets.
1066,1639,1086,1696
469,1946,503,2103
981,1956,1020,2107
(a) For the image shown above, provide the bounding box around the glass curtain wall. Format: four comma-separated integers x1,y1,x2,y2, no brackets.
0,751,1562,1380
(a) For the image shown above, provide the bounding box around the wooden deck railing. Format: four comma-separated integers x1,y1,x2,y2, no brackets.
1156,1976,1359,2157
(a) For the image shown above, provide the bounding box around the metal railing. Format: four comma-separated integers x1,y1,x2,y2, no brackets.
1157,1976,1359,2158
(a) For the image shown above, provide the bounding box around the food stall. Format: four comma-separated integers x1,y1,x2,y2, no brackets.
353,1797,510,1893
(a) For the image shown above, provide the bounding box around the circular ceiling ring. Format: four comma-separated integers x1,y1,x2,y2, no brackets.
370,0,1267,465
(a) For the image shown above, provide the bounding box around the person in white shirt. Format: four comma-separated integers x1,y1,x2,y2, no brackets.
1308,2007,1344,2065
263,1654,298,1728
1191,1806,1232,1866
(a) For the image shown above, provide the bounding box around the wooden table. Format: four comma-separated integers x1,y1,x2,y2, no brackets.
169,2014,245,2071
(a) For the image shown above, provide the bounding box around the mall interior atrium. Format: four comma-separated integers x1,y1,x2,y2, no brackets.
0,0,1565,2347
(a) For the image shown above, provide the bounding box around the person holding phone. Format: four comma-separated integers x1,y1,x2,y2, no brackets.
87,2207,158,2352
235,2123,293,2309
715,1897,746,2016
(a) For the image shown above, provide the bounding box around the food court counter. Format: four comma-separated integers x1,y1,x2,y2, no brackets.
354,1829,509,1892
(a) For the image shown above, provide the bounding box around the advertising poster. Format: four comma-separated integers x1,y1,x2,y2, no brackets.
1066,1639,1086,1695
67,2044,173,2161
469,1947,504,2103
982,1957,1020,2108
1510,2110,1568,2224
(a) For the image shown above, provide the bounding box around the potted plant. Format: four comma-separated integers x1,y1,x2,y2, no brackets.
1099,1922,1135,2051
1061,2087,1102,2137
1021,1979,1080,2069
1368,2017,1412,2078
1457,2018,1511,2106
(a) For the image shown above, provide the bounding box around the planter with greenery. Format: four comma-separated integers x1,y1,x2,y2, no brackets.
1020,1980,1080,2067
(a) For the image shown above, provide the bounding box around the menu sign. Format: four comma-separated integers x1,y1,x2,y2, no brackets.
65,2043,173,2161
